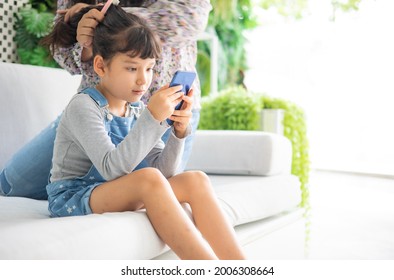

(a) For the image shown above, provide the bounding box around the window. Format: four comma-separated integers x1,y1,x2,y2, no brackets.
245,0,394,176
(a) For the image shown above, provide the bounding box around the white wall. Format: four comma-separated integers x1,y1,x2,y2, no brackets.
244,0,394,176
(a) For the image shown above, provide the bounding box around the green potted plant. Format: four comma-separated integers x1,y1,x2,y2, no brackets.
259,94,310,210
199,86,310,210
199,86,261,130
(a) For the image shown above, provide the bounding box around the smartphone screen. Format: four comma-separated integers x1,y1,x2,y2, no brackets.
167,71,196,125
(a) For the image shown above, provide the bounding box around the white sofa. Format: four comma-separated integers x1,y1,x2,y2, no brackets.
0,62,304,260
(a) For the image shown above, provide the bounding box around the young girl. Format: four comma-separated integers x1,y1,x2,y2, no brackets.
55,0,211,172
44,4,245,260
0,0,210,200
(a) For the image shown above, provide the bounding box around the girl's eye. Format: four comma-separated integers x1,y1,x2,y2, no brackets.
127,67,137,72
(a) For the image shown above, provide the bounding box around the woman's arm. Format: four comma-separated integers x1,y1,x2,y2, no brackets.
53,0,95,75
53,0,212,75
125,0,212,45
57,0,70,10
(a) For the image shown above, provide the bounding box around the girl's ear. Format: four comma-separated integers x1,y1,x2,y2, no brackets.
93,55,106,77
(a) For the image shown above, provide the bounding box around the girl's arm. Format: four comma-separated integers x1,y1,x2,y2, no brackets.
144,126,191,178
123,0,212,45
64,95,184,180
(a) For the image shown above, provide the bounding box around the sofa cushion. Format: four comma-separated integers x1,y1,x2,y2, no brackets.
186,130,292,176
0,62,81,169
0,196,168,259
210,174,300,226
0,173,300,259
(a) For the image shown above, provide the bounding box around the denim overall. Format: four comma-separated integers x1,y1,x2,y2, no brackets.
0,89,199,200
46,88,147,217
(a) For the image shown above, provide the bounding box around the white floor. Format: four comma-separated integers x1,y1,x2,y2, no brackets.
305,170,394,259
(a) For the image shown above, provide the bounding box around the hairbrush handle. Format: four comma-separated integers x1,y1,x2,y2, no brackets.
101,0,119,15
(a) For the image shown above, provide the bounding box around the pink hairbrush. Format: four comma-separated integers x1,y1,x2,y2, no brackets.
101,0,120,15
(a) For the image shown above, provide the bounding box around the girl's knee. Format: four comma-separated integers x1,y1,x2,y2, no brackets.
186,171,213,195
135,167,163,178
134,167,171,193
189,170,210,183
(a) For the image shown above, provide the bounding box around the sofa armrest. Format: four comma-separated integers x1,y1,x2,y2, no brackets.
185,130,292,176
0,63,81,169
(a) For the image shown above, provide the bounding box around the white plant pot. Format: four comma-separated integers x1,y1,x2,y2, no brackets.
260,109,284,135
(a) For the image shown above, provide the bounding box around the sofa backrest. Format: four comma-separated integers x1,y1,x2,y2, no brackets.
0,62,294,177
0,62,81,169
186,130,292,176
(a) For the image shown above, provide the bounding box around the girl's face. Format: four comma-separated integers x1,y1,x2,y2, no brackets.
97,53,156,104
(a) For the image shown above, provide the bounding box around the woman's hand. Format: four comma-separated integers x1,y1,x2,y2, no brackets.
170,89,194,138
76,8,104,49
58,4,104,61
57,3,89,23
147,84,184,123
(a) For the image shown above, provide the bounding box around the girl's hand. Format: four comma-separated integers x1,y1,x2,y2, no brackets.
147,84,184,123
170,89,194,138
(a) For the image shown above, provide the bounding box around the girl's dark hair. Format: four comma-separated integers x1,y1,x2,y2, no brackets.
42,4,161,61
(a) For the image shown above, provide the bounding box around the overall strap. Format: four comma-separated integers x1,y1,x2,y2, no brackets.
80,88,108,108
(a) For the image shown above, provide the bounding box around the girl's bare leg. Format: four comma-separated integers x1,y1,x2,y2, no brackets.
89,168,217,260
168,171,246,260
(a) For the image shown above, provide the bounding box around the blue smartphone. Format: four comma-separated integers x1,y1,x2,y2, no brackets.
167,70,196,125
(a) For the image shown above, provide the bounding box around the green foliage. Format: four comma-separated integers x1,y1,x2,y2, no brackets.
260,0,309,19
14,6,58,68
258,0,361,20
17,46,59,68
331,0,362,20
199,86,262,131
198,0,364,93
19,8,54,38
197,0,259,93
29,0,56,12
196,49,211,97
259,95,310,209
199,86,310,209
